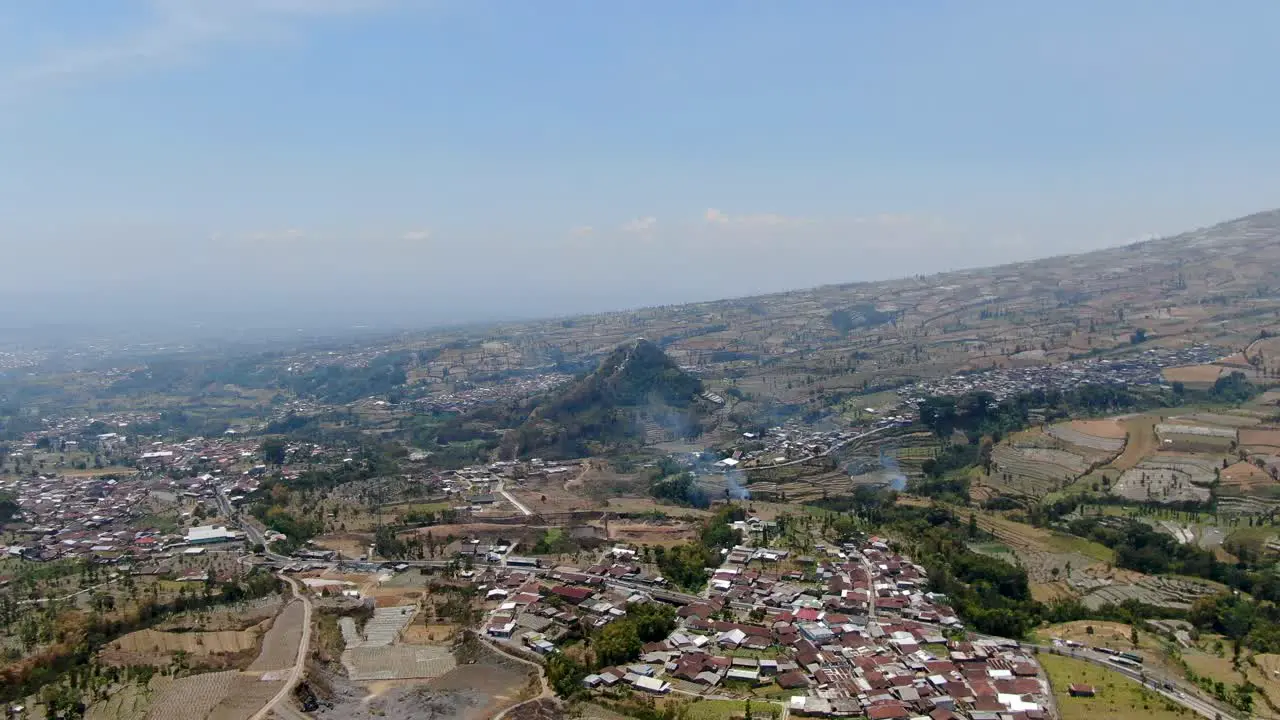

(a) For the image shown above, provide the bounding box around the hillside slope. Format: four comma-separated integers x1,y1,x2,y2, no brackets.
499,339,706,459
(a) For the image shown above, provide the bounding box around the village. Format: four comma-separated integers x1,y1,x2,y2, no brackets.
461,534,1056,719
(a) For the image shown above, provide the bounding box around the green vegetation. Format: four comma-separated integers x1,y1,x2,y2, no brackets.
1039,652,1193,720
647,457,709,508
919,384,1171,441
0,569,281,705
830,304,895,336
547,652,588,697
1208,371,1259,403
532,528,576,555
0,491,17,524
654,506,744,590
546,602,676,699
499,339,705,459
1068,517,1280,602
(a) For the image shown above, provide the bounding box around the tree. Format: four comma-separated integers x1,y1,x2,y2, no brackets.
546,652,587,698
595,618,642,667
260,438,287,466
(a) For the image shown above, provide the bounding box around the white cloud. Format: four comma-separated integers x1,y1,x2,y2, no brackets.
245,228,305,242
621,216,657,233
703,208,809,228
401,228,431,241
3,0,397,94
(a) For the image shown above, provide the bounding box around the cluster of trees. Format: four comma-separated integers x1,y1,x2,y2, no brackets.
653,506,744,590
399,507,462,527
0,569,281,705
1209,371,1259,403
1067,517,1280,602
276,353,411,404
546,601,676,697
1189,592,1280,656
531,529,577,555
648,471,709,508
919,384,1165,441
915,523,1040,638
0,491,17,524
830,304,895,335
497,340,705,460
250,484,324,551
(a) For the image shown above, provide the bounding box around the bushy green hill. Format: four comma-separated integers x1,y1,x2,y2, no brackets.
499,339,706,458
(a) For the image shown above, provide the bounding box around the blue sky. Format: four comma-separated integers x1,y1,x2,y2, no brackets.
3,1,1279,329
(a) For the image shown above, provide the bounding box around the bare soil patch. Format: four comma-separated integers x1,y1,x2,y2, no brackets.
1221,461,1279,493
111,623,266,656
1242,428,1280,452
1109,415,1161,471
1163,365,1225,386
605,520,697,546
1070,418,1130,440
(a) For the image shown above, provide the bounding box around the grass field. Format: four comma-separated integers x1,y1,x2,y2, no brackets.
1040,653,1194,720
664,698,786,720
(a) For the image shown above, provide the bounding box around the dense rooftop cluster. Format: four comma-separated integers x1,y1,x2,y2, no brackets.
475,538,1053,719
901,344,1228,402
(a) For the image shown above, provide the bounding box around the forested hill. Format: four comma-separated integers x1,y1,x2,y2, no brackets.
500,339,706,459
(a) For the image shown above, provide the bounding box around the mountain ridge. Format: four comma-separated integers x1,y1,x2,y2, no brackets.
498,339,707,459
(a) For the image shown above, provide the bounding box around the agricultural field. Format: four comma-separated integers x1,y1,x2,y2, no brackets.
1038,621,1191,681
988,440,1090,497
1110,453,1219,504
966,510,1113,597
143,670,241,720
1163,365,1228,388
100,622,266,668
1240,427,1280,454
83,681,166,720
1040,653,1195,720
1219,460,1279,494
1079,575,1225,611
657,698,781,720
1045,418,1128,454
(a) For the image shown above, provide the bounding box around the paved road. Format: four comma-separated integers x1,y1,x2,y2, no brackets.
496,478,533,517
1030,645,1229,719
250,574,313,720
758,425,893,470
860,554,877,621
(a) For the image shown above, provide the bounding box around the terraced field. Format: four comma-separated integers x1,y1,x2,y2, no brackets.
1241,427,1280,453
145,670,239,720
1218,494,1280,518
204,674,285,720
969,511,1113,592
1046,419,1127,453
1220,461,1279,494
343,645,457,681
1081,575,1224,611
86,679,171,720
989,443,1091,499
109,624,265,657
1111,454,1218,504
1190,412,1262,427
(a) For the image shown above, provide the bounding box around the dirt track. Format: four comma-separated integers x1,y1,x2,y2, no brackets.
1109,414,1160,471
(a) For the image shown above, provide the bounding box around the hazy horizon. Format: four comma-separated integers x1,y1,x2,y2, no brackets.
4,2,1280,333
